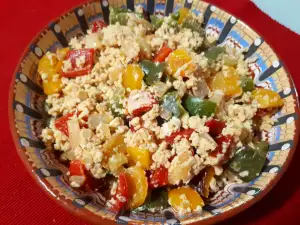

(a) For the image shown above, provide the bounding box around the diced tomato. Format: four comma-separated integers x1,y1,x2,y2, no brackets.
69,160,85,176
132,105,154,117
209,135,233,164
148,167,168,189
128,91,158,116
109,173,130,212
165,129,194,144
92,20,107,33
205,119,226,137
54,112,75,136
153,43,172,63
62,49,95,78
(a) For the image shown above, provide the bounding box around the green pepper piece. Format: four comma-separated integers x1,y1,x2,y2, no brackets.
204,46,226,60
183,96,216,117
150,15,164,30
241,77,255,92
133,189,168,212
109,7,130,25
140,60,165,85
161,92,186,118
181,15,205,35
110,88,125,117
229,141,269,182
170,11,180,21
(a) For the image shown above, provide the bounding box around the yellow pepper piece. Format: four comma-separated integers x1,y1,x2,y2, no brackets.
211,67,242,97
38,53,63,95
126,147,151,170
122,64,144,90
103,134,126,164
42,76,63,95
56,47,69,60
168,49,192,75
125,166,148,209
252,88,284,109
178,8,189,24
168,187,204,212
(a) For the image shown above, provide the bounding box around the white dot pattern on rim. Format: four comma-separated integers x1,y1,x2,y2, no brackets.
34,47,42,57
283,88,291,95
41,168,51,177
272,60,280,68
16,104,24,113
281,143,291,150
20,138,29,147
102,0,108,7
20,74,27,83
54,24,61,33
287,117,294,124
74,199,86,205
210,6,216,12
269,167,279,173
254,38,262,46
77,9,84,16
230,16,237,24
246,190,256,196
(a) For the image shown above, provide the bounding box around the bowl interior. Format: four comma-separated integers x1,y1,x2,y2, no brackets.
9,0,300,224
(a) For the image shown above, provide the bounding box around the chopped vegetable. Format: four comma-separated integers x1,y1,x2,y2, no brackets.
210,67,243,97
183,95,217,117
168,49,192,74
126,147,151,170
192,79,210,99
67,119,81,149
251,88,284,109
181,15,205,35
209,135,233,164
148,167,169,189
92,20,108,33
109,7,130,25
126,166,148,209
165,128,194,144
229,141,269,182
127,91,157,116
153,43,173,63
204,46,226,60
102,134,126,165
140,60,165,85
69,160,85,177
54,112,75,136
168,187,204,212
38,53,63,95
56,48,69,60
241,76,255,92
205,119,226,137
109,172,130,212
122,64,144,90
150,15,163,30
161,91,186,118
61,49,95,78
191,166,215,198
134,188,168,212
178,8,189,24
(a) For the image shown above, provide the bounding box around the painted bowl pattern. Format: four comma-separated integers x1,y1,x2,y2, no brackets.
8,0,300,224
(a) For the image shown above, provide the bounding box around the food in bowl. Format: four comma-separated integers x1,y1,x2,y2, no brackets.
39,6,284,215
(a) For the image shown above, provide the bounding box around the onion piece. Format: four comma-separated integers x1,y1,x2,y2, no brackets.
67,119,81,149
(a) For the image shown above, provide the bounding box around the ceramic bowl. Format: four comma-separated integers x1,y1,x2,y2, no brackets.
8,0,300,224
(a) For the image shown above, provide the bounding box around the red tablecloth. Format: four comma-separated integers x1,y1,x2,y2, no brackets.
1,0,300,224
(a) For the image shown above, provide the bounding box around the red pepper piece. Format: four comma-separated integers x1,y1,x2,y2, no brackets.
205,119,226,137
62,49,95,78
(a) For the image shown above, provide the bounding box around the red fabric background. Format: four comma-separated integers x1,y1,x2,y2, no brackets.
1,0,300,224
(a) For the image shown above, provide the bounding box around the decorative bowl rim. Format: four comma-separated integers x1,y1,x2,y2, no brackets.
8,0,300,224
